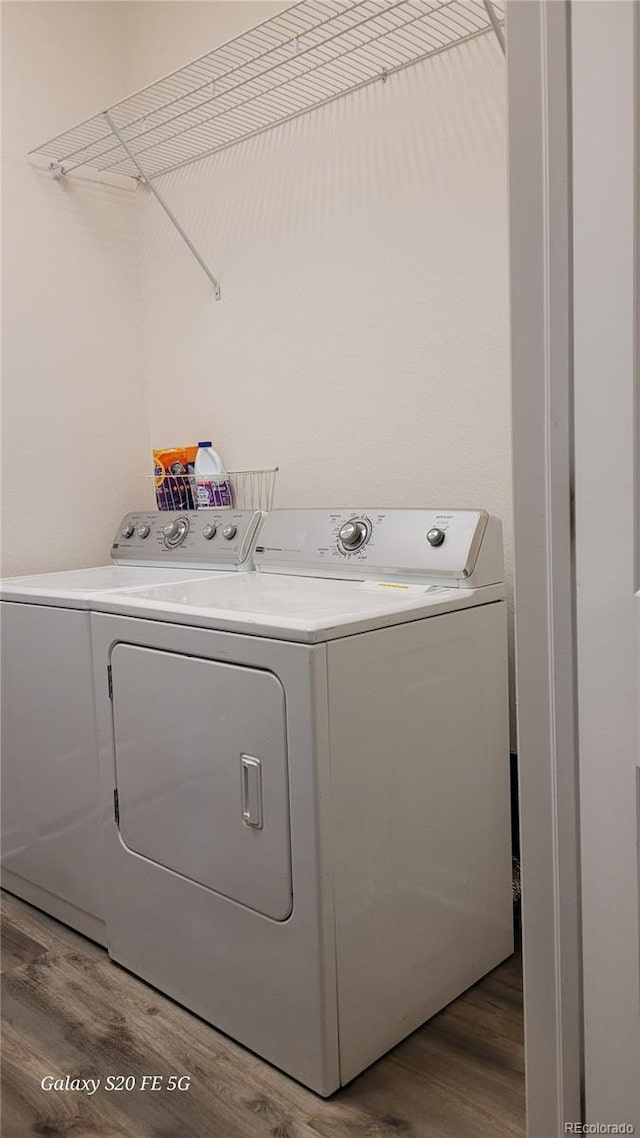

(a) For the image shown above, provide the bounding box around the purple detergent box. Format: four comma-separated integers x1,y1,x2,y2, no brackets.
195,477,233,509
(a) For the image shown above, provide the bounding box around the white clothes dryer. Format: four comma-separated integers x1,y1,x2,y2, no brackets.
0,509,261,943
90,508,513,1094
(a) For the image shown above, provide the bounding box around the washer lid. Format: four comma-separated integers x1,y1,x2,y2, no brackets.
90,572,505,642
0,565,232,608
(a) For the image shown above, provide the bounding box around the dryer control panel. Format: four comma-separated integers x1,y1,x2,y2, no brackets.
254,509,503,587
111,510,262,570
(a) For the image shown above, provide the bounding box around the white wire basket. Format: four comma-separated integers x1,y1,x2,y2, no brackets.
150,467,278,512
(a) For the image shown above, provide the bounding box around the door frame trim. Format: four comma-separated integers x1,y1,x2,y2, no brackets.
571,0,640,1121
506,2,583,1133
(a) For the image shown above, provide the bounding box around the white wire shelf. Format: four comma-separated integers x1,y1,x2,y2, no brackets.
29,0,504,183
150,468,279,512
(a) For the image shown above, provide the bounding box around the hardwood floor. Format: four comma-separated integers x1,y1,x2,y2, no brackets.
1,891,524,1138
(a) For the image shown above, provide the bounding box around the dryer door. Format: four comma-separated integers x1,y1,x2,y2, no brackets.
111,645,292,921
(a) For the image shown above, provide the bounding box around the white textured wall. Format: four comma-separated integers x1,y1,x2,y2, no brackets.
124,4,510,521
1,1,147,576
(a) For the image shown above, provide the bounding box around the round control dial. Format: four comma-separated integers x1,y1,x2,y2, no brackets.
427,527,446,547
338,520,369,552
120,522,134,539
202,523,217,540
163,517,189,548
137,524,151,539
222,524,237,541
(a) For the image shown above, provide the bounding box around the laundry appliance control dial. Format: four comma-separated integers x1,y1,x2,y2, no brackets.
137,524,151,539
338,520,369,551
427,527,446,547
222,524,237,541
120,522,135,539
202,524,217,540
163,518,189,548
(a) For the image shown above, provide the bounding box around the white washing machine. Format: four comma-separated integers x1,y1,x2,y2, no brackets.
0,508,261,943
90,507,513,1095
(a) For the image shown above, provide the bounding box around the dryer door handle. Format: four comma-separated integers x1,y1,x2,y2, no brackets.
240,755,263,829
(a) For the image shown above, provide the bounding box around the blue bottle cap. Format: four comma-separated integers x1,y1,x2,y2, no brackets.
198,441,212,448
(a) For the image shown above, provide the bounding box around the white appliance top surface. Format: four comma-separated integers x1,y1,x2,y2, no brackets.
0,565,230,608
91,572,504,642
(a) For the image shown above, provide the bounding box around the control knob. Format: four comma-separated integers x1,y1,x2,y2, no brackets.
120,522,134,539
222,524,237,541
202,523,217,540
163,518,189,547
338,520,368,551
427,527,446,547
137,524,151,539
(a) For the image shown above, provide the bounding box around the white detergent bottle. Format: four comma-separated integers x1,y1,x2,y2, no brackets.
194,441,233,509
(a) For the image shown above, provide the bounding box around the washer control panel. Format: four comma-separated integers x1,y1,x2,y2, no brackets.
254,509,501,585
112,510,262,569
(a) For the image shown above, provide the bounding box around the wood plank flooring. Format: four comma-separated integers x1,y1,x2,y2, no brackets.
1,891,524,1138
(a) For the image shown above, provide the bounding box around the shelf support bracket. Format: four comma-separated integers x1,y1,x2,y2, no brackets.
103,111,222,300
483,0,506,54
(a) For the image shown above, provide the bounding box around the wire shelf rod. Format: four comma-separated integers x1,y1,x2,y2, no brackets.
103,110,222,298
482,0,505,52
